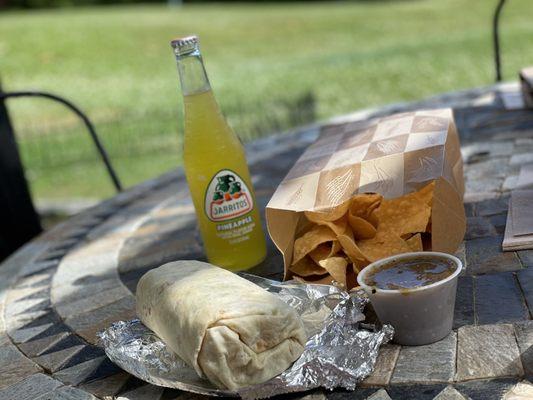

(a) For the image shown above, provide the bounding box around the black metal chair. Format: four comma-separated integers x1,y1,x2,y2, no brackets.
0,79,122,261
493,0,507,82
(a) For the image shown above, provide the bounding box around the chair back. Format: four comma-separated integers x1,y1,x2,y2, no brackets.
0,81,42,261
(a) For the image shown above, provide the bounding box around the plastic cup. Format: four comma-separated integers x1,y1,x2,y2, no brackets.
357,251,462,346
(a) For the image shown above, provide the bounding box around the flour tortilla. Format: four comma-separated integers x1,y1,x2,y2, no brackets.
136,261,307,390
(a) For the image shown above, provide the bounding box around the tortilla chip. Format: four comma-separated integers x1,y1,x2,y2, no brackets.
291,184,435,288
304,198,350,223
405,233,423,252
290,256,327,277
375,192,431,237
318,257,348,288
342,224,355,240
294,217,315,238
367,209,379,228
349,193,382,222
332,240,342,256
308,244,330,264
309,241,341,264
348,215,377,239
367,199,382,215
417,181,435,206
311,217,348,236
349,193,383,214
293,225,337,264
357,230,412,262
337,234,368,263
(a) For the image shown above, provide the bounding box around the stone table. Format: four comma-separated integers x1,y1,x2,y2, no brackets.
2,83,533,400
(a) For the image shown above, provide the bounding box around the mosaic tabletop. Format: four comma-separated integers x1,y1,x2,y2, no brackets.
2,83,533,400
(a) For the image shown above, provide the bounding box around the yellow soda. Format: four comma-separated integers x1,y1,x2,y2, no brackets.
171,36,266,271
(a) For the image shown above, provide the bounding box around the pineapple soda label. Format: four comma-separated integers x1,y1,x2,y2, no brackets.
204,170,256,243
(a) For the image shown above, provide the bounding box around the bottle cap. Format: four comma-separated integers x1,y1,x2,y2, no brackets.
171,35,200,56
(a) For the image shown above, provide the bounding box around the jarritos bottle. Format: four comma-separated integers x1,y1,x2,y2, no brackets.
171,36,266,271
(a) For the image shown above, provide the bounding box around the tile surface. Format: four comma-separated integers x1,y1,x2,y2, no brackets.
64,296,136,344
326,388,380,400
79,372,130,399
18,330,71,358
3,84,533,399
466,236,522,275
115,384,165,400
517,268,533,313
465,217,497,239
0,343,42,390
385,384,446,400
517,250,533,267
474,196,510,217
390,332,456,384
454,276,474,328
36,386,98,400
366,389,391,400
53,356,107,386
502,381,533,400
455,378,518,400
0,373,62,400
456,324,524,381
361,344,400,386
55,286,131,320
514,321,533,377
490,212,508,234
433,386,467,400
475,273,529,324
34,343,86,373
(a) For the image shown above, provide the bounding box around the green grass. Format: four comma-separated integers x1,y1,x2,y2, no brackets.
1,0,533,200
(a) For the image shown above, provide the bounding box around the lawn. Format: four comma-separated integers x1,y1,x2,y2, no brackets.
1,0,532,201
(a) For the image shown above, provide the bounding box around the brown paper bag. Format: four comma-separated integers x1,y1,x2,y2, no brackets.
266,108,466,280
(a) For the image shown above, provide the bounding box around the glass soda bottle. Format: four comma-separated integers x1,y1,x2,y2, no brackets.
171,35,267,271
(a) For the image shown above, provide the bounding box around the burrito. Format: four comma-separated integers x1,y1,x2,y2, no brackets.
136,260,307,390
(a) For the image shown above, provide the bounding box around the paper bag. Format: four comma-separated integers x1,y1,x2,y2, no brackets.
266,109,466,279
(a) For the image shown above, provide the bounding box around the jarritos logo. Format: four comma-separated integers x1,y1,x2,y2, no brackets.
204,169,253,222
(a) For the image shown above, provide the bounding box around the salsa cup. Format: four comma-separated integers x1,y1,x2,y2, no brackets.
357,251,462,346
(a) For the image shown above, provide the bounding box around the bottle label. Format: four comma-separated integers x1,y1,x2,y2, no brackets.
204,169,254,222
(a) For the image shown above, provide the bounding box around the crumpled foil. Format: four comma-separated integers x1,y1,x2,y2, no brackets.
98,274,393,399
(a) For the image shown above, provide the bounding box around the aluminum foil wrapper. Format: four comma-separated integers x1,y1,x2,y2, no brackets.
98,274,393,399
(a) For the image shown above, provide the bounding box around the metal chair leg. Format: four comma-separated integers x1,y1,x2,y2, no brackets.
493,0,507,82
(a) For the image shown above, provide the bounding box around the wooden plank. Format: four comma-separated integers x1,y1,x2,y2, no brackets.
520,67,533,109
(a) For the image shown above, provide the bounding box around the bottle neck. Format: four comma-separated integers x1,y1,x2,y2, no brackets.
175,51,212,96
